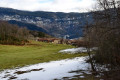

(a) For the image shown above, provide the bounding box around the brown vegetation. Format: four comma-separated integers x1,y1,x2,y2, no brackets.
84,0,120,79
0,21,29,45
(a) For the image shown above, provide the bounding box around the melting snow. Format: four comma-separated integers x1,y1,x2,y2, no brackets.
0,56,91,80
59,47,97,54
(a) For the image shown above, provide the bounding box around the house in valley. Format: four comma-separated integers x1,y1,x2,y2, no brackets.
37,38,61,44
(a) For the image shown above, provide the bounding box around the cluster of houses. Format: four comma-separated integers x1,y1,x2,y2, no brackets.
37,38,61,44
37,38,85,46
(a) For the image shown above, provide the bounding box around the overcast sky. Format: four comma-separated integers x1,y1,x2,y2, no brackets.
0,0,96,13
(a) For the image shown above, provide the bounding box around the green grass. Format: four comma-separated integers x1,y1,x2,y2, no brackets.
0,41,88,71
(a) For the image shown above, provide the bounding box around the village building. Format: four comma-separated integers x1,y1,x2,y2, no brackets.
37,38,61,44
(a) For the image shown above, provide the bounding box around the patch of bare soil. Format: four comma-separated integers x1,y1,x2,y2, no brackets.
14,68,43,75
54,70,102,80
9,76,17,79
101,70,120,80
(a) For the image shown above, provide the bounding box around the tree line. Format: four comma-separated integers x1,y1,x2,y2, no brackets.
0,21,48,45
84,0,120,74
0,21,29,45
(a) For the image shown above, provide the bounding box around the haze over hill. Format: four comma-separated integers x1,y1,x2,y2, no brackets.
0,7,93,39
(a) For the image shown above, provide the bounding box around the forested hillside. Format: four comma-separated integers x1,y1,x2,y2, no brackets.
0,21,49,45
0,21,29,45
0,7,93,38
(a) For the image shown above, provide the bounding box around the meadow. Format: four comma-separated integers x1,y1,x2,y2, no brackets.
0,41,87,71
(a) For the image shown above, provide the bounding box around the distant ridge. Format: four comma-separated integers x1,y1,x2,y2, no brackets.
0,7,93,39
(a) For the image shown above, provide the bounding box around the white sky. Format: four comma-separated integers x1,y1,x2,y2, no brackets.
0,0,96,13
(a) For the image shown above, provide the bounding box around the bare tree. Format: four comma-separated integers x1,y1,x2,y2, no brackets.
0,21,29,45
84,0,120,71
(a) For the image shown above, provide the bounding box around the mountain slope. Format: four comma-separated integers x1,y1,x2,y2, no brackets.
0,7,93,39
8,20,47,33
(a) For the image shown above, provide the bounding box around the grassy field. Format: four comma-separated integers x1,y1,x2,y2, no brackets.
0,41,88,71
